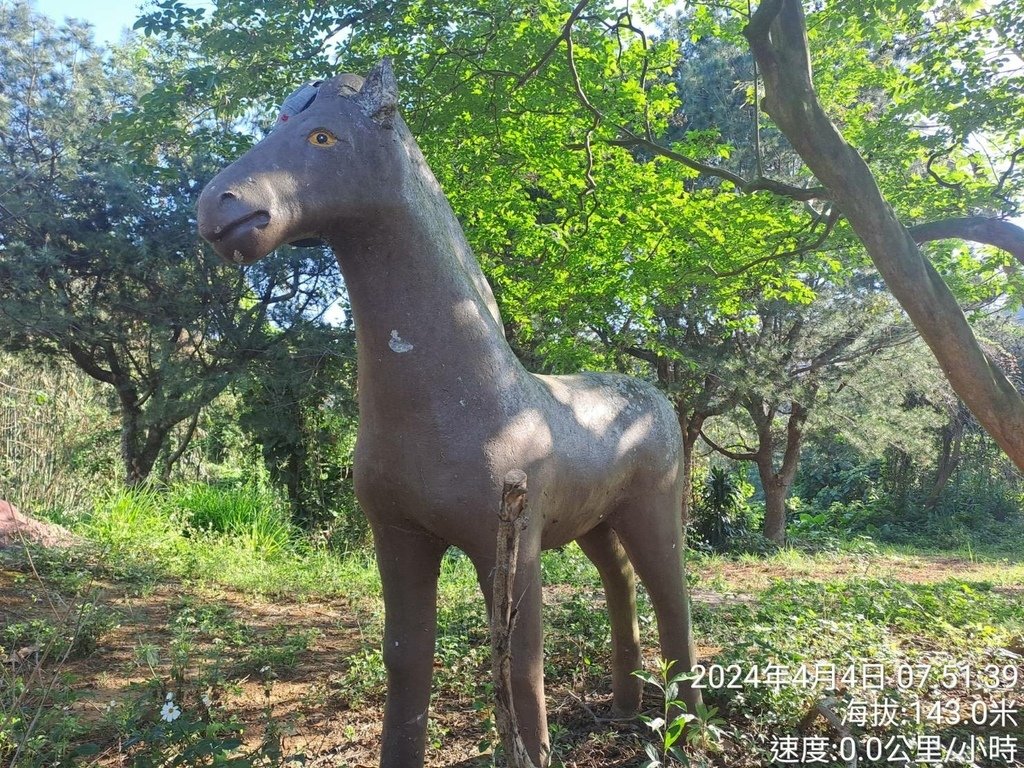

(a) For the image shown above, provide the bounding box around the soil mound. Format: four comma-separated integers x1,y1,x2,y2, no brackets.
0,500,78,549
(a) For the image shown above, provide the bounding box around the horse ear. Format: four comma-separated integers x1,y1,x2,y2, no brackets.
358,59,398,127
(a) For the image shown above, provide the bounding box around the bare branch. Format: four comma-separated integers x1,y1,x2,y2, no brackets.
908,216,1024,267
699,429,759,462
516,0,592,88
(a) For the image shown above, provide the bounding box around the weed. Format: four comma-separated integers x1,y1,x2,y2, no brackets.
173,483,297,558
633,659,720,767
545,593,610,693
3,478,1020,767
239,626,319,677
120,687,297,767
172,483,266,533
337,648,387,707
471,682,498,755
540,543,602,588
0,584,113,765
81,487,184,582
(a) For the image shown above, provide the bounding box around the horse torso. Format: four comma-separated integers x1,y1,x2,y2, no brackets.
353,365,682,551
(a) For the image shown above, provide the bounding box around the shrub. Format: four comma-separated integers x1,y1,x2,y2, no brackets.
688,467,756,554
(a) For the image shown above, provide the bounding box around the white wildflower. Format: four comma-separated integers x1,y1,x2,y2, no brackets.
160,701,181,722
201,690,213,708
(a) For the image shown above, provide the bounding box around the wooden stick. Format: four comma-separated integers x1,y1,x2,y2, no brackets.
798,696,857,768
490,469,538,768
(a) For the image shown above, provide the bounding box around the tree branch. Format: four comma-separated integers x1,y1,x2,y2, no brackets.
65,341,115,385
551,1,827,203
699,429,759,462
162,408,201,480
908,216,1024,267
711,205,840,278
516,0,592,88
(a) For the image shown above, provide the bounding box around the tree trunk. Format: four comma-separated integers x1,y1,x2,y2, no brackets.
677,409,707,529
744,0,1024,472
747,399,808,546
159,409,201,484
925,429,962,509
761,475,789,545
119,394,167,487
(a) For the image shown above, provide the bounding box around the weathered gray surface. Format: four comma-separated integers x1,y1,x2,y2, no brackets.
198,62,697,768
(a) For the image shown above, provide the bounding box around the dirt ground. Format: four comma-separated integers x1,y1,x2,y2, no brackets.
0,547,1017,767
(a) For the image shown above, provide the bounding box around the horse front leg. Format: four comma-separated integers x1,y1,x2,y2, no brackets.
374,525,447,768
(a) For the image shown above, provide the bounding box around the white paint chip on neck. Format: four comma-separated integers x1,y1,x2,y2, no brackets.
389,330,414,353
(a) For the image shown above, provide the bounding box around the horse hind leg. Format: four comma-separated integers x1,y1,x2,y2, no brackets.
612,495,701,711
576,522,643,717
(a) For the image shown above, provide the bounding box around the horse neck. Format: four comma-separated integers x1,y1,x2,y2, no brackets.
327,136,523,414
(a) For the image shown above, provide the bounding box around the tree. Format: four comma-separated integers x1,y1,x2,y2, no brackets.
0,3,340,484
486,0,1024,475
741,0,1024,469
237,320,360,536
127,0,1024,486
669,274,911,542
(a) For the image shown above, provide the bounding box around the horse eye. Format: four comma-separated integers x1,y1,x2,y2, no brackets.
308,129,337,147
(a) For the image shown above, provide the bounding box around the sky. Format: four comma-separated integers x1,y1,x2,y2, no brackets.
33,0,145,46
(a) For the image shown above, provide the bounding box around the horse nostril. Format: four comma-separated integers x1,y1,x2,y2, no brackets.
220,191,236,202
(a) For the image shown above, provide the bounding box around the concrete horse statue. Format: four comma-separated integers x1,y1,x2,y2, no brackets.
198,61,698,767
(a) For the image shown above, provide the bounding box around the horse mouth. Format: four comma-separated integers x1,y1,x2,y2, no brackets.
210,210,271,243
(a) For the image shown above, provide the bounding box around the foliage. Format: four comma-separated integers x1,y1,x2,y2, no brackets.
236,321,362,542
688,466,756,553
692,572,1024,764
0,3,340,485
634,659,724,767
172,483,298,558
77,0,1024,545
794,435,883,512
0,355,119,514
112,609,314,767
545,593,611,694
3,483,1023,765
83,486,188,577
124,0,813,370
71,484,374,596
2,0,1022,757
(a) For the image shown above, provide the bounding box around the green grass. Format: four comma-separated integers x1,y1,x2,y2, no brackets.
690,573,1024,750
83,486,185,568
170,483,297,557
5,480,1024,767
54,484,376,601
